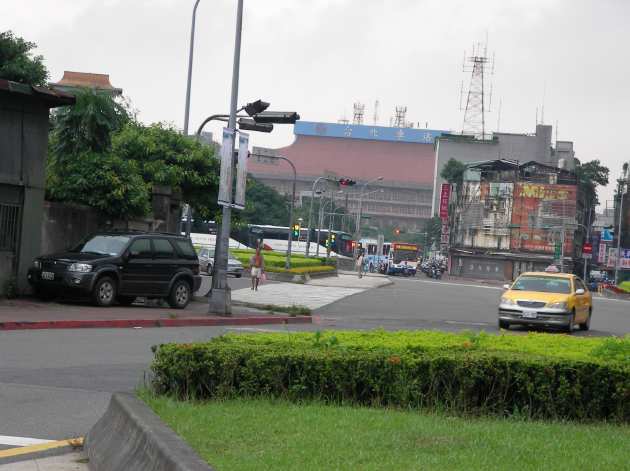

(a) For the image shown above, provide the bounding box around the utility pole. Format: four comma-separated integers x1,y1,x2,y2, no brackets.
614,180,627,286
208,0,244,315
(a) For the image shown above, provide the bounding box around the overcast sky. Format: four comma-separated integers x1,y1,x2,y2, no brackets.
3,0,628,208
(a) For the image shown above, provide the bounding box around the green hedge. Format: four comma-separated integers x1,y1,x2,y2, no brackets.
151,331,630,422
231,249,334,270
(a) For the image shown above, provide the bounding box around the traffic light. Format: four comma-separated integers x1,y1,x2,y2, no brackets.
253,111,300,124
394,228,401,236
331,233,336,241
338,178,356,186
292,223,300,239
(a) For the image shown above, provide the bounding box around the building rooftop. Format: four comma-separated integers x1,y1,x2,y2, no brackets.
50,71,123,95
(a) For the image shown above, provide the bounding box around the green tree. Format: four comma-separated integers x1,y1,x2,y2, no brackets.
46,151,150,219
440,158,467,187
423,216,443,248
575,159,609,210
241,177,290,226
50,89,131,158
0,31,48,86
111,122,220,220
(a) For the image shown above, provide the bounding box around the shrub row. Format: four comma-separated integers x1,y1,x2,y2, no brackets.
151,331,630,422
231,249,334,269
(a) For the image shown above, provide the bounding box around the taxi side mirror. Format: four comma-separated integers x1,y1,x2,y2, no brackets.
575,288,585,295
503,284,510,290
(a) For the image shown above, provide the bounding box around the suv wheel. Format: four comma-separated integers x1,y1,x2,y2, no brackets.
498,319,510,330
168,279,191,309
93,276,117,307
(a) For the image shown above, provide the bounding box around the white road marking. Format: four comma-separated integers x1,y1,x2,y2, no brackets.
0,435,55,447
397,278,503,291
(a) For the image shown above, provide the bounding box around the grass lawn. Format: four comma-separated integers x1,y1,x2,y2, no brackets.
141,394,630,471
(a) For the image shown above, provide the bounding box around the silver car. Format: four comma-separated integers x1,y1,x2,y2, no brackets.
197,246,244,278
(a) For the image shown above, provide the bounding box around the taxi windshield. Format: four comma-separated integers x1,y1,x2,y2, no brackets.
511,276,571,294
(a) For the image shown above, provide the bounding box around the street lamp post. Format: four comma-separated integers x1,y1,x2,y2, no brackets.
252,151,297,268
183,0,201,136
305,177,333,257
354,177,383,257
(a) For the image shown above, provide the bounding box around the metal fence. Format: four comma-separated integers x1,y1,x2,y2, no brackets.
0,203,20,252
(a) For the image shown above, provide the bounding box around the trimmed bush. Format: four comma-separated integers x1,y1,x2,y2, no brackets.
151,330,630,422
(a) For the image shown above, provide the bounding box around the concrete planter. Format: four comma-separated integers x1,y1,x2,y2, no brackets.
265,269,337,283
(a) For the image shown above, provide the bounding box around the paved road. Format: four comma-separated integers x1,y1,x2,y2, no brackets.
1,277,628,450
314,277,630,336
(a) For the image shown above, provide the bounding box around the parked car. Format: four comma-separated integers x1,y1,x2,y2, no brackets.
197,246,244,277
27,232,201,308
498,272,592,333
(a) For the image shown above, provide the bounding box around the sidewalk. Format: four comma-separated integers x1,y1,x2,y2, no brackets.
0,298,310,330
232,273,392,309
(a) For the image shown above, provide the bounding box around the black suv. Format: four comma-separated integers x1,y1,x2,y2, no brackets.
27,232,201,308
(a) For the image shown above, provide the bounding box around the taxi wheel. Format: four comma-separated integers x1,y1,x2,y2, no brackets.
578,308,592,331
563,311,575,334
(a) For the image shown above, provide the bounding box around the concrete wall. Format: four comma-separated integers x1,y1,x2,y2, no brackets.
41,201,102,255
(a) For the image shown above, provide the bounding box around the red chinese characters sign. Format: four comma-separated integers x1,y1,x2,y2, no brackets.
510,182,577,254
439,183,451,220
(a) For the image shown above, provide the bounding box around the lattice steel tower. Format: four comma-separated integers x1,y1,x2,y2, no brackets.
353,102,365,125
460,41,494,139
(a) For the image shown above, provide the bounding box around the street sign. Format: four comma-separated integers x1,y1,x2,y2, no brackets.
601,228,614,242
582,242,592,259
439,183,450,221
598,242,607,263
233,132,249,210
217,128,235,207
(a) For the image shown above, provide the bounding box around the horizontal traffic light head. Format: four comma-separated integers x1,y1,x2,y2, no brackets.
253,111,300,124
238,118,274,133
338,178,356,186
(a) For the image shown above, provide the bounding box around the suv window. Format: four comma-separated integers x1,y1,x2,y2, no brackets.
153,238,175,258
174,239,197,259
128,238,152,258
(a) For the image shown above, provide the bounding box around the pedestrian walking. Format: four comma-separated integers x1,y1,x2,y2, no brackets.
249,247,265,291
356,250,365,279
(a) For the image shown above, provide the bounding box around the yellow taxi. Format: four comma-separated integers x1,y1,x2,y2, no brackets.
498,272,592,333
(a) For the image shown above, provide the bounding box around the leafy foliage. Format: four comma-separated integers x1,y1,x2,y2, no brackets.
575,159,609,209
440,158,467,186
241,178,290,226
50,89,131,158
46,151,150,219
111,123,220,220
151,330,630,422
0,31,48,86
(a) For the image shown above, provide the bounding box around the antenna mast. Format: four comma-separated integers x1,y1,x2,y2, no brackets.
373,100,379,125
460,39,494,139
393,106,407,128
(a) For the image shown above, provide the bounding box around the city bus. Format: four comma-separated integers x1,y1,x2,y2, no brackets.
387,242,420,276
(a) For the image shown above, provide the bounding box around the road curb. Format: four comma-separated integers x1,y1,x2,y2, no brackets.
85,393,213,471
0,315,312,331
0,438,83,465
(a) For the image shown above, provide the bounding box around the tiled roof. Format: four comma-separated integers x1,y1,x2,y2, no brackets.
0,79,75,107
53,71,120,91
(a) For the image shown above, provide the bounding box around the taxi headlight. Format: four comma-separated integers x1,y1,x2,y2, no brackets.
500,297,517,306
547,301,568,310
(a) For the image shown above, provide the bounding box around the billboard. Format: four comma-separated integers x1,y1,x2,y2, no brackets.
439,183,451,220
510,182,577,254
